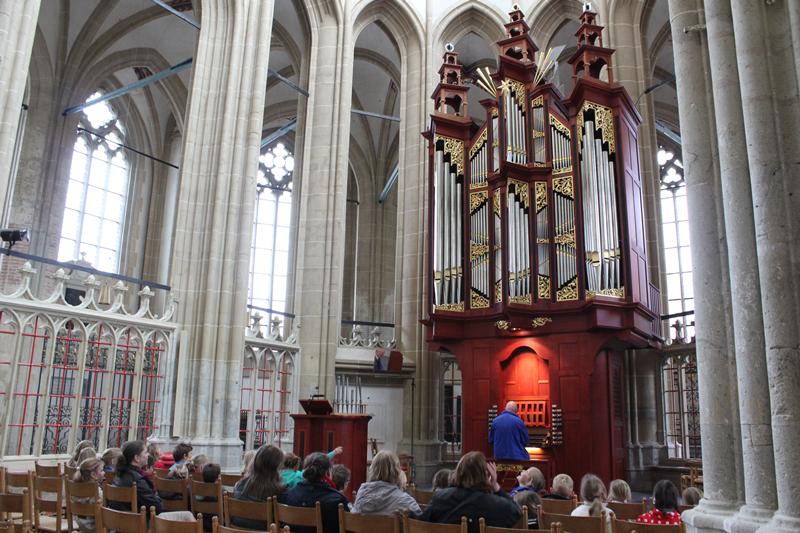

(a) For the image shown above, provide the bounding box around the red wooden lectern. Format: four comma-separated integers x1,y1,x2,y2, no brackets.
291,398,371,497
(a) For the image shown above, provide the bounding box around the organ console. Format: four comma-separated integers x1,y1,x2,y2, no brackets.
423,5,662,483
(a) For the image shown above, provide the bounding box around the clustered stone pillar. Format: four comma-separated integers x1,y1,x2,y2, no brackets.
667,1,745,531
703,3,777,532
730,1,800,531
168,0,274,469
0,0,41,222
670,0,800,531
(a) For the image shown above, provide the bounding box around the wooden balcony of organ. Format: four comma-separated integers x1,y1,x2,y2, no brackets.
422,4,661,484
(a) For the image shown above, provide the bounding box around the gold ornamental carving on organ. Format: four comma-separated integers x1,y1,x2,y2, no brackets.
538,275,551,299
535,182,548,212
469,129,488,159
508,179,530,209
435,134,465,175
496,320,510,330
552,176,574,199
495,280,503,303
531,317,553,328
549,115,571,138
493,189,501,214
491,107,499,118
531,95,544,108
471,290,489,309
436,302,465,312
578,100,616,154
556,278,578,301
500,78,527,108
470,243,489,259
510,294,532,305
588,287,625,298
553,231,576,246
470,190,488,213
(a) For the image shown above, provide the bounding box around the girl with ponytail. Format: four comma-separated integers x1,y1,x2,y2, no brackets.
570,473,614,533
110,440,163,515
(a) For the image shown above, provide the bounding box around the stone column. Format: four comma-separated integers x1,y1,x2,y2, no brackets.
730,1,800,531
667,1,744,530
293,8,354,400
0,0,41,222
169,0,274,468
703,2,778,532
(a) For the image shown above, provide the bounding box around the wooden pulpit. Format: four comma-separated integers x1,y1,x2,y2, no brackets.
291,398,371,498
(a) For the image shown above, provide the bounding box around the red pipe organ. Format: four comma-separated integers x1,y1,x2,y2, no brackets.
423,6,661,483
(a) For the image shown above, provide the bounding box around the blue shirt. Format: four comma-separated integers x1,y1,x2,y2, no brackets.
489,410,530,460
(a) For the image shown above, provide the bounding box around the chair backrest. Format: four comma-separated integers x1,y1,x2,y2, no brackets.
220,474,242,489
403,514,468,533
338,503,400,533
190,478,223,516
612,519,682,533
33,475,66,532
150,508,203,533
608,502,646,520
154,476,189,511
34,462,62,478
222,492,273,527
479,517,563,533
0,519,32,533
65,479,100,523
97,503,147,533
539,497,578,517
154,468,170,478
274,501,323,533
64,465,78,479
539,510,604,533
0,489,31,522
103,483,138,511
4,470,34,496
268,525,290,533
413,487,435,505
513,506,528,529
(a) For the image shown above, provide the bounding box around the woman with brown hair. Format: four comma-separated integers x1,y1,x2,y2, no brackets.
421,451,521,533
232,444,287,529
352,450,421,516
72,458,105,533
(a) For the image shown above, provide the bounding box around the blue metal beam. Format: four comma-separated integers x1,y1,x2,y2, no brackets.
655,120,682,146
268,68,309,97
352,108,401,122
150,0,200,29
378,165,399,203
261,118,298,148
63,58,193,116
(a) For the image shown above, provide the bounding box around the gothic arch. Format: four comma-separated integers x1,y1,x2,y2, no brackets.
528,0,583,50
433,3,505,54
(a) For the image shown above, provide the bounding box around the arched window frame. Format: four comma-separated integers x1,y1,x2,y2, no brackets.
58,92,130,273
440,357,462,460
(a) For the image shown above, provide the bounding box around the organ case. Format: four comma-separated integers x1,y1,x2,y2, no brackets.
423,5,662,483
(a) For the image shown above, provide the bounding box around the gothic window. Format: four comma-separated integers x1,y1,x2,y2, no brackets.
58,92,129,272
441,358,462,459
659,147,694,343
662,353,701,460
248,142,294,320
238,348,295,450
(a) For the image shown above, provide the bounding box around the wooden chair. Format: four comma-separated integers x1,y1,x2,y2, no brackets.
150,508,203,533
478,517,563,533
3,471,34,498
337,503,400,533
608,502,646,520
273,501,322,533
96,503,147,533
219,474,242,489
612,519,684,533
34,463,62,478
0,490,31,526
539,510,605,533
212,517,287,533
411,486,435,505
222,492,272,529
513,507,528,530
103,483,137,512
64,480,99,532
539,496,579,517
33,475,77,533
63,466,77,479
154,476,190,511
402,514,468,533
190,478,222,520
0,518,32,533
154,468,170,478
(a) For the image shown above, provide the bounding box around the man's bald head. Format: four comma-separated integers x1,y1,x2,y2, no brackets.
505,401,518,413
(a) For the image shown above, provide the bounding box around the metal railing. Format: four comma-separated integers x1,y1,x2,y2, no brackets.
339,319,396,349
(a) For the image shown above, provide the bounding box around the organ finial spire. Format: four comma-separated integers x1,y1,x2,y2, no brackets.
430,43,469,118
568,3,615,83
